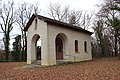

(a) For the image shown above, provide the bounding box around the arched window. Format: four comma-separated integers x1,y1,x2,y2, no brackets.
84,41,87,52
75,40,78,52
35,19,37,30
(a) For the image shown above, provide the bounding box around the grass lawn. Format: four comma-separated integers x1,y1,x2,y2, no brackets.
0,58,120,80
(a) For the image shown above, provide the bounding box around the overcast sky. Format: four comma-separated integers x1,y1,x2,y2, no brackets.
19,0,100,13
0,0,102,49
3,0,101,14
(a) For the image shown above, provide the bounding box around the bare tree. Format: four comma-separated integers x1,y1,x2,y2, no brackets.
81,11,94,30
93,20,106,57
47,2,93,30
48,2,69,22
69,10,94,29
68,10,83,26
93,0,120,57
16,2,41,61
0,1,16,61
102,0,120,57
110,0,120,58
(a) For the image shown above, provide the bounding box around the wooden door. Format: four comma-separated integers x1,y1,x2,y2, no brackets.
56,37,63,59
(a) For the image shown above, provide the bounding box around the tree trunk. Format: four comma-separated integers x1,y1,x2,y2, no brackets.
114,33,118,57
4,34,10,61
100,40,105,57
24,32,27,61
22,38,24,61
118,37,120,59
5,49,9,61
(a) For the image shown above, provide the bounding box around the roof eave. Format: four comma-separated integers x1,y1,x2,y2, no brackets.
24,14,93,35
24,14,36,31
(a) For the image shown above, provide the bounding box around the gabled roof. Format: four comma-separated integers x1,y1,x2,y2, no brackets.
24,14,92,35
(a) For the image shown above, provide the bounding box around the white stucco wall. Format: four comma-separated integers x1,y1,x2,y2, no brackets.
27,18,49,65
47,24,92,64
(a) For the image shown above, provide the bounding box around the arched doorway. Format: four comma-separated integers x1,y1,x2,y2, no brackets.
55,33,68,60
56,37,63,59
31,34,41,62
36,38,41,60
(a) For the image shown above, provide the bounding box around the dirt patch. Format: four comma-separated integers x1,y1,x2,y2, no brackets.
0,58,120,80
